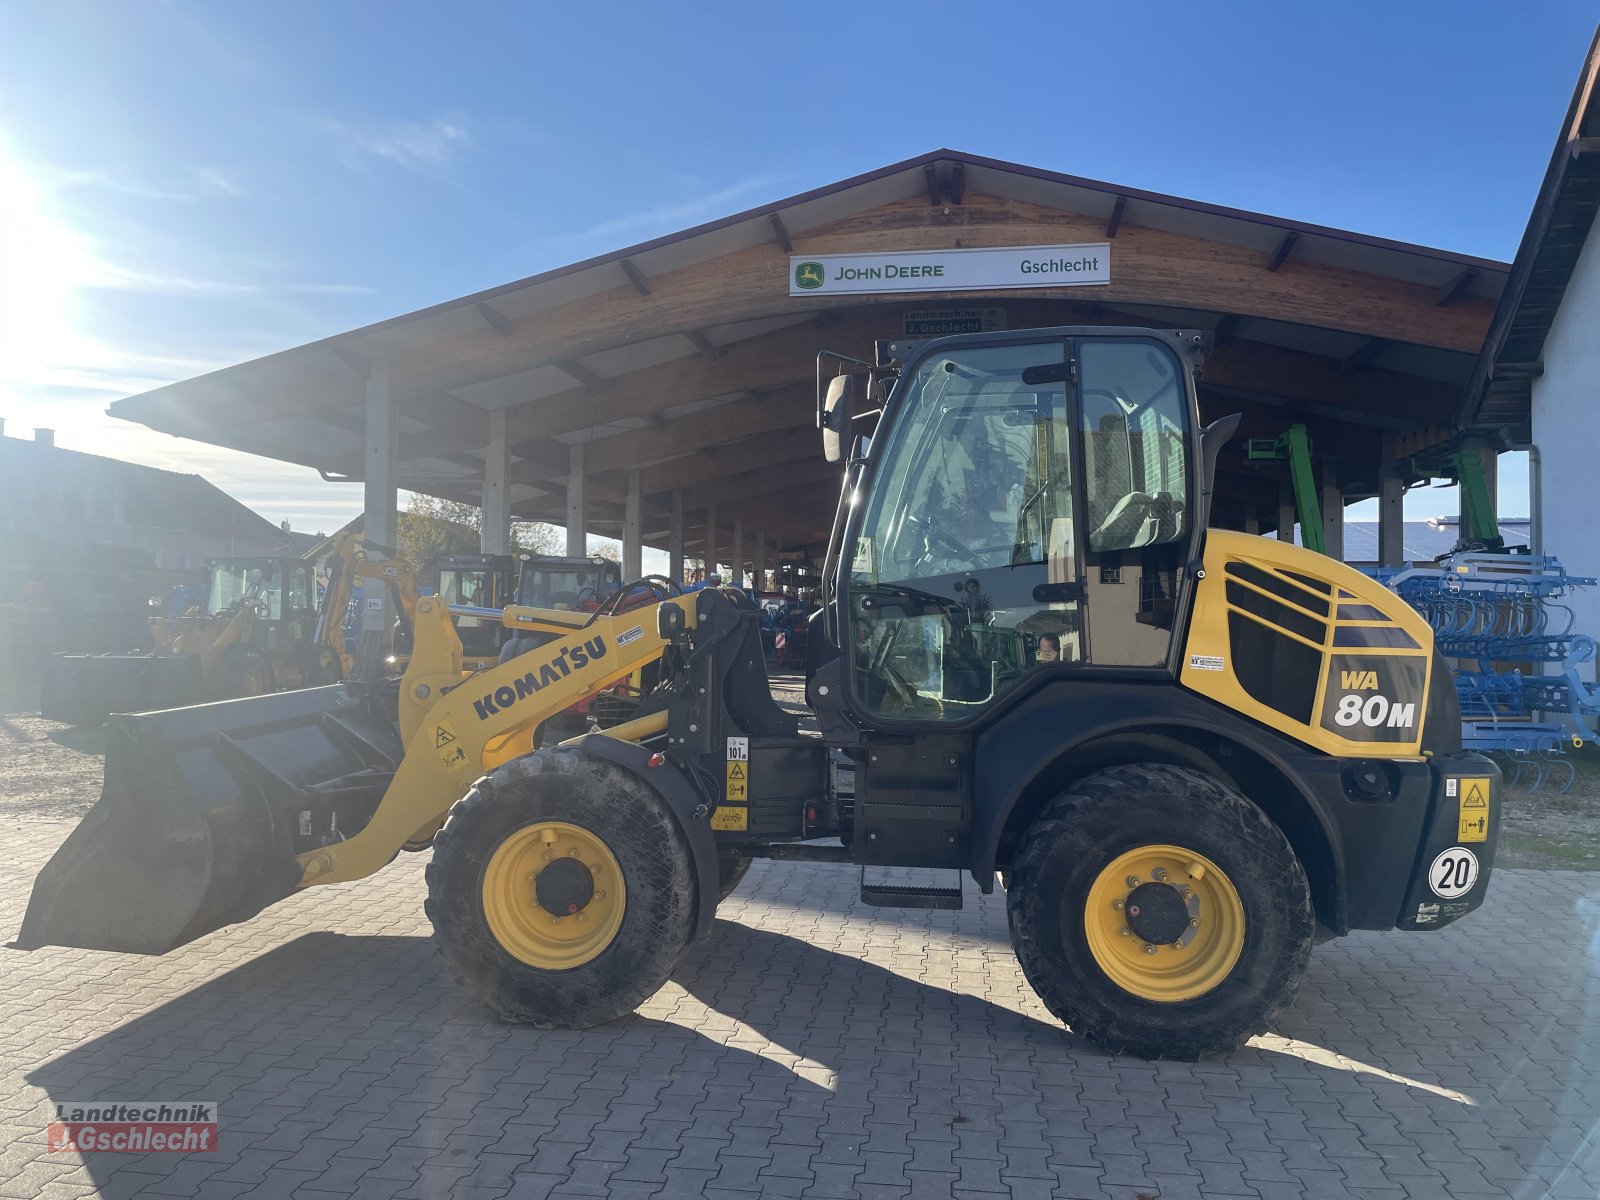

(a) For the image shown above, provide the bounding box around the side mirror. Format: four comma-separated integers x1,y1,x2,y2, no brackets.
821,374,857,464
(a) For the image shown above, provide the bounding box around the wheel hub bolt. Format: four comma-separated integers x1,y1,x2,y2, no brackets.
576,913,587,923
1112,899,1125,911
1152,868,1169,882
1125,876,1141,888
1143,944,1157,955
1120,927,1132,938
1189,917,1200,928
595,891,606,900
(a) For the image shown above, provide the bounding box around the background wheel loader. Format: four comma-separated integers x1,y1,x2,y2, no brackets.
39,534,413,724
17,327,1501,1060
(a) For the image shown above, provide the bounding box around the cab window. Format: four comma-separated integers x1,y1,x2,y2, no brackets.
844,336,1194,726
847,341,1079,724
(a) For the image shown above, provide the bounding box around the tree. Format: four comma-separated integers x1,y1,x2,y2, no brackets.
513,521,563,556
398,494,481,573
588,537,621,564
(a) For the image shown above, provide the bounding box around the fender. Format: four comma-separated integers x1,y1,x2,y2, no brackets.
564,733,721,939
969,678,1353,919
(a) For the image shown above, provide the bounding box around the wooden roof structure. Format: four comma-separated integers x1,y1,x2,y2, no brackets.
110,150,1509,558
1462,26,1600,437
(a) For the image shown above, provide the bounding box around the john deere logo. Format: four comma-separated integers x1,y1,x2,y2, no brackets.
794,261,825,290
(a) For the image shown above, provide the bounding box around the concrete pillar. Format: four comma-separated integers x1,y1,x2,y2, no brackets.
1242,514,1261,536
754,530,766,591
705,503,717,580
1319,458,1344,562
1378,432,1406,568
669,490,685,585
566,443,586,557
481,408,510,555
622,469,642,580
1277,485,1296,543
358,357,397,674
731,519,744,589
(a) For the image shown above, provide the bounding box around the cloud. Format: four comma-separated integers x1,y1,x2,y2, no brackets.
566,175,782,246
190,166,243,198
284,282,375,296
37,162,246,203
338,117,470,171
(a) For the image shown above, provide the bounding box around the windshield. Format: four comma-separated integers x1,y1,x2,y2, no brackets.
845,335,1192,724
207,561,282,620
518,564,617,610
437,568,494,608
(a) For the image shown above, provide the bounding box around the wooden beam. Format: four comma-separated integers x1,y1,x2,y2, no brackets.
1434,268,1478,308
329,345,370,377
1490,361,1544,380
1266,231,1298,272
923,164,941,206
768,213,793,253
1338,337,1390,376
1105,195,1127,239
475,302,513,337
948,163,965,205
684,330,723,361
554,360,612,392
619,257,651,296
640,424,816,495
677,457,840,511
380,191,1494,406
572,381,811,477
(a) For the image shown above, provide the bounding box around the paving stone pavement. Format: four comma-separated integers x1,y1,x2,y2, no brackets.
2,819,1599,1199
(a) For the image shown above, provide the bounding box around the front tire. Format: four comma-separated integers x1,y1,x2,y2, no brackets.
1007,764,1313,1059
426,750,697,1027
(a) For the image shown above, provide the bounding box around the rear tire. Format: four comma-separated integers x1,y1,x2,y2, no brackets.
1007,764,1313,1060
426,750,696,1028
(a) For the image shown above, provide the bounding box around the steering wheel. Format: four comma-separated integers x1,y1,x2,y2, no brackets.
905,511,976,561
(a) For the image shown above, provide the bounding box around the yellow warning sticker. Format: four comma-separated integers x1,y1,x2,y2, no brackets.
725,759,748,802
434,719,469,772
1456,776,1491,843
710,805,749,831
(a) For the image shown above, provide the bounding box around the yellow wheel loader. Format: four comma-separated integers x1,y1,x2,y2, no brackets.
38,535,412,724
18,328,1499,1060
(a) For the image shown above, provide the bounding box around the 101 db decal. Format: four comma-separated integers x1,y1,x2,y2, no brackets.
790,245,1110,296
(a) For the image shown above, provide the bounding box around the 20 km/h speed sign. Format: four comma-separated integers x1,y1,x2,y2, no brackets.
1429,847,1480,899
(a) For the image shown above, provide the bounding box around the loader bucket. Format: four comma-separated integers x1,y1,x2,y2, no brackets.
39,653,202,725
16,684,403,955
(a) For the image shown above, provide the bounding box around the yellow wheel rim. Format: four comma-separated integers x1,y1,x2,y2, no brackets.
481,821,626,970
1083,844,1245,1002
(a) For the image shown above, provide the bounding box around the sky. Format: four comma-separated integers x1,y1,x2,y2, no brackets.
0,1,1595,539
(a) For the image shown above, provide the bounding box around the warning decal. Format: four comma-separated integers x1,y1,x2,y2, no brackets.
710,805,748,831
1456,776,1491,843
726,759,749,802
433,719,469,772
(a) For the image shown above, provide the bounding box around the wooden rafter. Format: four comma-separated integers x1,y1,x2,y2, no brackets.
1266,231,1299,272
619,258,651,296
1106,195,1127,239
474,302,513,336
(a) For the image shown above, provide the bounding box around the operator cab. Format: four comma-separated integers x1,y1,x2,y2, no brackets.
821,329,1208,728
515,556,623,612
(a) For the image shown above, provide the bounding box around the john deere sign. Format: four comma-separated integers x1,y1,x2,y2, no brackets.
789,244,1110,297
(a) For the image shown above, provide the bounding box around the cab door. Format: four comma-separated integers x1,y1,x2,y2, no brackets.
838,333,1197,730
